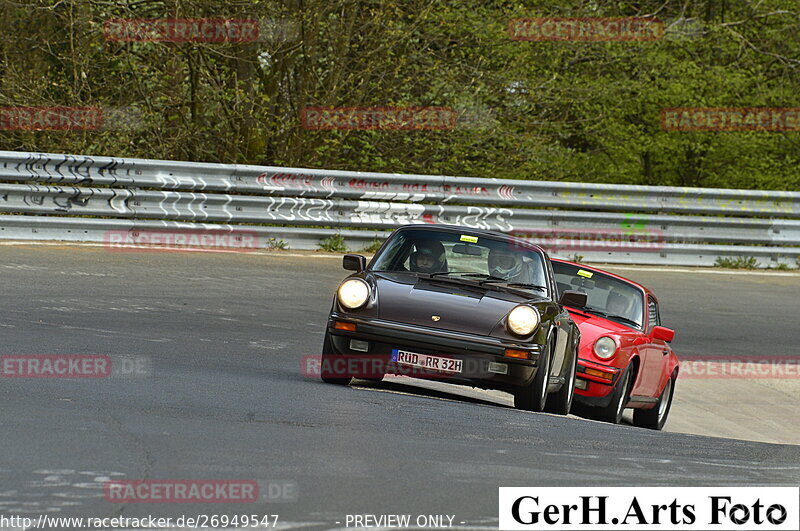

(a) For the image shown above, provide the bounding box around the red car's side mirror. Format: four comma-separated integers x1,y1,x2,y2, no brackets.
651,325,674,342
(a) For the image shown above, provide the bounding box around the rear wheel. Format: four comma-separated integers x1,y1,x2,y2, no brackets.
594,367,632,424
633,374,675,430
544,343,577,415
320,331,352,386
514,343,551,412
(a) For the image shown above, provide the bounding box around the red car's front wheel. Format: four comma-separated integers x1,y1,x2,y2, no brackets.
633,373,676,430
593,367,633,424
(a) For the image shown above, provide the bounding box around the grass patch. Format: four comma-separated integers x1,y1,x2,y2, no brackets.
318,234,347,253
714,256,759,269
266,238,288,250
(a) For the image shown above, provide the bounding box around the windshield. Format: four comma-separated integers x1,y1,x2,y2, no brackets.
552,261,644,329
371,229,549,295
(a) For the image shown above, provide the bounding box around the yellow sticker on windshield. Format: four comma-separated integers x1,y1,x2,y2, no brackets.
577,269,594,278
460,235,478,243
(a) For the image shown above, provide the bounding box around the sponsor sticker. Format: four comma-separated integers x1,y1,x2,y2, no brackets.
577,269,594,278
460,235,479,243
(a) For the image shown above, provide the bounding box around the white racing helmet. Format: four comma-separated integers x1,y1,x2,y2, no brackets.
488,248,523,280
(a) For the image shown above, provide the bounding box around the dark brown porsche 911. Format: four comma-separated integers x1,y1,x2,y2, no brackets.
320,224,586,414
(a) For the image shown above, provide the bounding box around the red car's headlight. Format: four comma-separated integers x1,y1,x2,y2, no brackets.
593,336,617,359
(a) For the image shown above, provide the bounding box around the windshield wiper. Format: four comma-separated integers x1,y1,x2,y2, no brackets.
424,273,547,295
468,275,547,291
460,273,503,279
428,271,484,278
582,306,640,327
505,283,547,292
461,273,510,284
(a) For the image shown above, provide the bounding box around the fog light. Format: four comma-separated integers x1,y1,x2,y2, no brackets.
585,368,614,381
487,362,508,375
575,378,588,390
504,349,529,360
350,339,369,352
334,321,356,332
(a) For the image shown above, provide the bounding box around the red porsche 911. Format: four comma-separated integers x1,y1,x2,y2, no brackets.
550,259,680,430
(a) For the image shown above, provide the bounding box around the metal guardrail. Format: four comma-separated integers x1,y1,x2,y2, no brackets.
0,150,798,267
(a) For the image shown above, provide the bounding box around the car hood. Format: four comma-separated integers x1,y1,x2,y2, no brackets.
374,273,536,335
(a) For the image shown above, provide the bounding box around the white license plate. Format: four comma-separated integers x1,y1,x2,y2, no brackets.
391,349,463,373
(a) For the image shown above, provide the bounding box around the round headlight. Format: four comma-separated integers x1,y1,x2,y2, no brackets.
594,336,617,359
507,305,540,336
337,278,370,309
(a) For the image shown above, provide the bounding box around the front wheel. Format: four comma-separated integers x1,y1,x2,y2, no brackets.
320,331,352,386
593,366,632,424
633,374,676,430
514,344,551,412
544,343,577,415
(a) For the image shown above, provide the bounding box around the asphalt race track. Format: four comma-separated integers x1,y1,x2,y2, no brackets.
1,244,799,527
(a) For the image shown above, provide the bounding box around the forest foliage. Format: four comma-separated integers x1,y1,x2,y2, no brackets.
1,0,799,190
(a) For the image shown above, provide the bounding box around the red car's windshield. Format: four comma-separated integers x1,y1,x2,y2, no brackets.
552,261,644,329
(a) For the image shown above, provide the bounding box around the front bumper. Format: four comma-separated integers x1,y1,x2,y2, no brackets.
326,313,543,391
573,358,621,407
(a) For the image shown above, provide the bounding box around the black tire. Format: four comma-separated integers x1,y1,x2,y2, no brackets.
633,373,676,430
514,343,551,412
544,343,577,415
320,331,352,386
594,366,633,424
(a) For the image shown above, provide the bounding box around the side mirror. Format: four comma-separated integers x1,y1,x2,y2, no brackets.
343,254,366,272
651,326,675,342
559,290,587,308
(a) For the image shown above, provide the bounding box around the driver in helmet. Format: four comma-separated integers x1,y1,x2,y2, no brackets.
409,239,447,274
488,248,527,282
606,289,630,317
